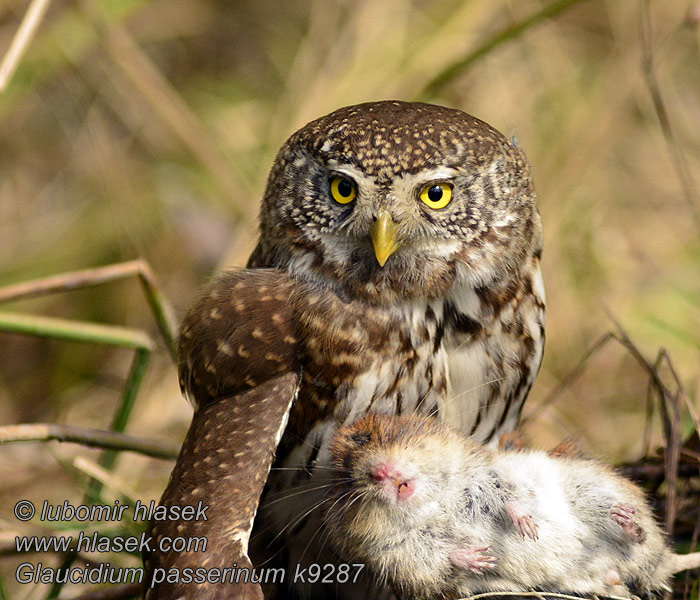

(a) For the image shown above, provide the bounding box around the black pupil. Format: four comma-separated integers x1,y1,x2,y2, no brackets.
427,185,443,202
337,179,353,197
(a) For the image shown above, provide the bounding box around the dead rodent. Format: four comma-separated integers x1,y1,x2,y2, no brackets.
327,413,700,599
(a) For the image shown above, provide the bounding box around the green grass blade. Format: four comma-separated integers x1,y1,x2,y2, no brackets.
85,348,151,503
45,551,78,599
0,312,155,350
0,568,8,600
0,260,178,360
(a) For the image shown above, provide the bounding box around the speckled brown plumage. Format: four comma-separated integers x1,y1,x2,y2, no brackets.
143,375,298,600
143,271,300,599
178,269,299,405
147,101,546,599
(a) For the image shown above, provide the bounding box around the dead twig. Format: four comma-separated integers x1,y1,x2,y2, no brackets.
528,304,696,539
0,423,179,460
656,349,700,443
525,332,615,424
618,458,699,485
459,592,635,600
604,309,684,536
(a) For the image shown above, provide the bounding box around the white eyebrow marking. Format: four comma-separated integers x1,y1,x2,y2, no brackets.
418,166,459,181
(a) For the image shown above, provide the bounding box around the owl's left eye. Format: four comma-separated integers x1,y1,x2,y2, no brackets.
330,176,357,205
419,183,453,210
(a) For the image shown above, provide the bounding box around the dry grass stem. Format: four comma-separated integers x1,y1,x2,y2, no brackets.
459,592,636,600
639,0,700,231
0,260,178,360
0,0,53,92
77,0,252,216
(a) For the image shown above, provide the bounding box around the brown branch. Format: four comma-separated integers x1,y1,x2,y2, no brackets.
0,423,179,460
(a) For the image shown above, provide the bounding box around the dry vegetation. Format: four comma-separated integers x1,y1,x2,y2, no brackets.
0,1,698,599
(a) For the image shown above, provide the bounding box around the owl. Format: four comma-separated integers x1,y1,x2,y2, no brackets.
144,101,545,599
248,100,544,445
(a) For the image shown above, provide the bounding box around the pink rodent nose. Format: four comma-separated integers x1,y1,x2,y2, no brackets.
371,463,397,481
371,462,415,501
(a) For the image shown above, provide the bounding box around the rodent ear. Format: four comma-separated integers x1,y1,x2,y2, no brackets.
350,432,372,446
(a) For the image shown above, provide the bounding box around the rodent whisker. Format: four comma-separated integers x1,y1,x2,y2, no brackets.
424,375,507,424
269,464,339,471
278,427,322,453
339,488,373,536
323,488,359,527
324,487,368,537
260,480,345,508
267,491,339,550
298,489,358,564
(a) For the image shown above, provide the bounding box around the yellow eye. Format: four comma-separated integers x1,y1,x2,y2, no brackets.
419,183,453,210
330,176,357,204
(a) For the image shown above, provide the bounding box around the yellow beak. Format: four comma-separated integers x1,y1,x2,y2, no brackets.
370,211,400,267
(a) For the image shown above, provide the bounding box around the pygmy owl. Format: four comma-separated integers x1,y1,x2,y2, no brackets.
144,101,545,599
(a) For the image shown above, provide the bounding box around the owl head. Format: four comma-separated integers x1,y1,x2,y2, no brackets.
254,101,541,303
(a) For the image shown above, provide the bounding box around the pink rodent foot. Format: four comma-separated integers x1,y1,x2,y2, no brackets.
449,546,497,574
506,502,539,540
610,502,647,543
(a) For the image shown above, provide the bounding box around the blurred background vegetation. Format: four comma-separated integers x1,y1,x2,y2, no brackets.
0,0,698,598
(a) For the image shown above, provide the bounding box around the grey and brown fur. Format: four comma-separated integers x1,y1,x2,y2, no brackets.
328,413,700,599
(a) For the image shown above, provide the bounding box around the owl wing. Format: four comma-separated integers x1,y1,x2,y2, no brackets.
143,269,301,600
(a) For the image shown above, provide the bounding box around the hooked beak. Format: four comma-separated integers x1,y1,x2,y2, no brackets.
370,211,401,267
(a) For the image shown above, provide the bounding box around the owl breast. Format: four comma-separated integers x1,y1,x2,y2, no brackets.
283,288,450,462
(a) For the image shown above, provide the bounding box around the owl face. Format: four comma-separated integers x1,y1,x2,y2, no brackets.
257,101,541,303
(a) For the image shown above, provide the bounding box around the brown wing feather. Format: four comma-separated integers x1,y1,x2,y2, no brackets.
178,269,299,405
143,269,301,599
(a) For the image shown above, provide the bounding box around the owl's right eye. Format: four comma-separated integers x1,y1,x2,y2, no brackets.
330,176,357,205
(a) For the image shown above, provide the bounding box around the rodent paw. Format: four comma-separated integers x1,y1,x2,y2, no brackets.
449,545,497,574
506,502,539,540
610,502,647,544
